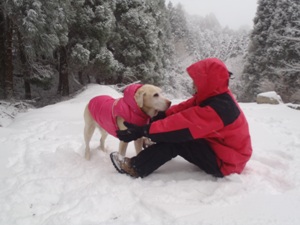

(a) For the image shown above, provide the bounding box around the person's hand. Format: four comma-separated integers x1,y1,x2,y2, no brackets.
116,122,150,143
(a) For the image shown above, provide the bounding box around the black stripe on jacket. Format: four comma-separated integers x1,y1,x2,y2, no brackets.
148,93,240,143
200,93,240,126
148,128,193,143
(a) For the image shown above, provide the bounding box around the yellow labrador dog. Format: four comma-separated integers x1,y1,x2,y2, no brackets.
84,84,171,160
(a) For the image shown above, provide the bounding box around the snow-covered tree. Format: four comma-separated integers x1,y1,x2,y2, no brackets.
162,2,250,99
268,0,300,102
68,0,119,85
240,0,277,102
16,0,58,99
0,1,14,99
241,0,300,103
0,6,4,98
0,0,251,104
1,0,74,99
110,0,173,85
168,2,188,41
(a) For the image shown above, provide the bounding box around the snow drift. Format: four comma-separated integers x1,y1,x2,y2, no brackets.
1,84,300,225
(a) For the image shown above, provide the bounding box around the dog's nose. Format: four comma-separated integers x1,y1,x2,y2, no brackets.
167,100,171,107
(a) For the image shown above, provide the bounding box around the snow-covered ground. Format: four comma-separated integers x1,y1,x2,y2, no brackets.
1,84,300,225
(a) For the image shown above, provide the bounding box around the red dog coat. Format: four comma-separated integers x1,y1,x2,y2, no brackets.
88,84,150,137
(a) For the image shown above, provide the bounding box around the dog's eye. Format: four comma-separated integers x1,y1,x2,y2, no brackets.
153,93,159,97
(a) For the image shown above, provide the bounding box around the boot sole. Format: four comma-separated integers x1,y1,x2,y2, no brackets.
110,152,125,174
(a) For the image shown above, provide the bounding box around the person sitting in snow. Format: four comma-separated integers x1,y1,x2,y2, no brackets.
110,58,252,178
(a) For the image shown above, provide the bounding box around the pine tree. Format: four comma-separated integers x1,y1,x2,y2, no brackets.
145,0,175,83
0,1,14,99
184,14,247,62
241,0,300,103
0,5,6,98
0,0,253,103
240,0,278,102
4,16,14,99
267,0,300,102
110,0,173,85
69,0,119,85
4,0,62,99
53,0,75,96
168,2,188,41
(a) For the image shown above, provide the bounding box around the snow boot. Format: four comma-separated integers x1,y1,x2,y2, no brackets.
110,152,139,178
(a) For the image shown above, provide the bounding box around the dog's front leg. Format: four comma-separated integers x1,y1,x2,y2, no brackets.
99,127,108,152
134,138,143,155
119,141,128,157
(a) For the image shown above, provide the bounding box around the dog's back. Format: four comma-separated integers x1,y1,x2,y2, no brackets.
88,95,118,136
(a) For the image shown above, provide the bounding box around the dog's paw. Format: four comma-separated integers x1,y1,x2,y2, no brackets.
98,145,107,152
85,151,91,160
142,137,155,149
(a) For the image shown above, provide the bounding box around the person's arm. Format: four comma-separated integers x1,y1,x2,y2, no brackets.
150,96,197,122
117,92,241,143
147,105,224,143
149,92,241,143
117,105,223,143
165,96,196,116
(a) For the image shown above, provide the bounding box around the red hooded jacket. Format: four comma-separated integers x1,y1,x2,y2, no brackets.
88,84,150,137
147,58,252,176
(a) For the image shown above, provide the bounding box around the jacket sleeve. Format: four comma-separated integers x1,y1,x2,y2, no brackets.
165,96,197,116
148,105,224,143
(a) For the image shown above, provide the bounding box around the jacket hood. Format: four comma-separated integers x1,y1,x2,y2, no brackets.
187,58,229,104
123,83,144,112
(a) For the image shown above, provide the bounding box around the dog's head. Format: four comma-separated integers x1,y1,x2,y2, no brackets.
134,84,171,118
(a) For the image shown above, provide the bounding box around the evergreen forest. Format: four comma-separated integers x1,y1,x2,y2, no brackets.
0,0,299,106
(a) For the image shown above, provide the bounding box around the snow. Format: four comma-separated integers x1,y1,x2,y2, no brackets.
1,84,300,225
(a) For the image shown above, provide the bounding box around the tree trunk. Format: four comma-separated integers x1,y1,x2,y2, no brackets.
4,17,14,99
78,70,84,85
57,46,69,96
0,9,5,99
17,28,31,100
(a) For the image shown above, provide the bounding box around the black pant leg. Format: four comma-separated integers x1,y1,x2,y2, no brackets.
176,139,223,178
131,139,223,178
131,142,176,178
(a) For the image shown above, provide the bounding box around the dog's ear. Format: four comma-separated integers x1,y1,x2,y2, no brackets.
135,89,145,108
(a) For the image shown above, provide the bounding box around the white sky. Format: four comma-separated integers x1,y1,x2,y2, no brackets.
168,0,258,29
